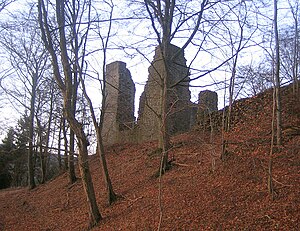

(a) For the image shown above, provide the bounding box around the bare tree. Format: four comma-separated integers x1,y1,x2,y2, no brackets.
142,0,210,173
288,0,300,94
66,0,81,185
0,13,50,189
268,0,282,199
38,0,101,227
273,0,282,146
235,62,273,98
279,0,300,94
76,0,117,205
34,78,58,184
139,1,248,229
218,1,259,159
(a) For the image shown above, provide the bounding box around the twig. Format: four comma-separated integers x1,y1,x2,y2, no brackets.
172,162,189,167
273,178,293,187
157,150,165,231
63,192,70,209
126,196,144,208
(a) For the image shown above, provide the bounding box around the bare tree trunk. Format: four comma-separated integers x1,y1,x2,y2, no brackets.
96,128,117,204
78,2,117,205
36,119,46,184
268,87,276,199
80,69,117,205
28,138,36,189
58,118,62,170
274,0,282,146
77,130,102,227
289,0,300,95
68,130,77,183
144,0,207,173
159,65,171,173
220,75,228,160
42,84,55,183
292,20,299,95
268,0,281,199
68,0,80,184
28,75,37,190
62,117,69,170
226,49,240,132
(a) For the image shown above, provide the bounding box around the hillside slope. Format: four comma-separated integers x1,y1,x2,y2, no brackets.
0,85,299,230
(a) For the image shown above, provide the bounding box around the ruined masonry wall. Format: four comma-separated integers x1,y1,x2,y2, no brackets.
197,90,218,128
198,90,218,112
102,61,135,145
137,44,192,142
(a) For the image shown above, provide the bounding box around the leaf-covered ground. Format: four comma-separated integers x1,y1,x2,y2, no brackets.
0,86,299,230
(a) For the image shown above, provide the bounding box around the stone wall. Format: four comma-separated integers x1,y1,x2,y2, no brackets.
137,44,191,142
102,61,135,145
198,90,218,112
197,90,218,128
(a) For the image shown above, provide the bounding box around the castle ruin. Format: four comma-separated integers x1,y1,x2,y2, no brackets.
102,46,218,145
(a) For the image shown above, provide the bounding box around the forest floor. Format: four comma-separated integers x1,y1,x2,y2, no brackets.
0,85,300,231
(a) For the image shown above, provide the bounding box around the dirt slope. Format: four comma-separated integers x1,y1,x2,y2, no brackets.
0,86,299,231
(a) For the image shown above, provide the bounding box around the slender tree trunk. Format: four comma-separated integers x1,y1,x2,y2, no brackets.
80,66,117,205
220,77,227,160
59,0,99,223
293,26,299,95
156,44,172,174
38,124,46,184
68,130,77,183
226,51,240,132
97,66,117,204
100,64,117,206
77,131,102,227
268,0,281,199
68,0,80,184
159,66,171,173
28,139,35,189
58,118,62,170
41,84,55,183
62,116,69,170
274,0,282,145
291,3,299,95
28,75,37,190
268,87,276,199
96,129,117,204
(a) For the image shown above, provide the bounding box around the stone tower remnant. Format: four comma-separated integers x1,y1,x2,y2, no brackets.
137,44,191,142
102,61,135,145
197,90,218,127
198,90,218,112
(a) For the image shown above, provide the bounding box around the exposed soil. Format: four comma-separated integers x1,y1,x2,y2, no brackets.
0,85,299,230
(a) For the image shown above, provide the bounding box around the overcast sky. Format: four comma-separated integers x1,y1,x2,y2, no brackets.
0,0,297,139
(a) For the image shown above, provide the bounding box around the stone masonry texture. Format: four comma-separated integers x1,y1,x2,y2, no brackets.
102,61,135,145
137,44,191,142
197,90,218,128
